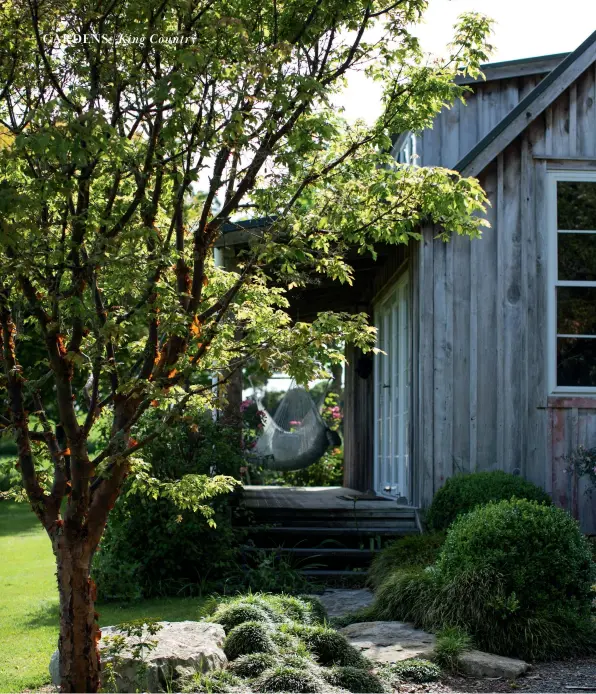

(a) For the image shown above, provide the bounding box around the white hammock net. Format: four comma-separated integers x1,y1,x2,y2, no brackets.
252,386,331,471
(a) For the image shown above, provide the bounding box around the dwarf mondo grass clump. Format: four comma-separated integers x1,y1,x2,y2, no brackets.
223,621,276,661
253,666,324,693
322,666,386,693
228,652,278,679
211,603,274,634
378,658,441,684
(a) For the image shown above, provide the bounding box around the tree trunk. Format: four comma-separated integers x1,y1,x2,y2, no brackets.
55,536,101,693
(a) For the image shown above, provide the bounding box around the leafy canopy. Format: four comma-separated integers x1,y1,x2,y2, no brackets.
0,0,491,532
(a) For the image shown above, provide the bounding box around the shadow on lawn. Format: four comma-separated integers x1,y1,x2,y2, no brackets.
24,599,60,630
0,501,44,537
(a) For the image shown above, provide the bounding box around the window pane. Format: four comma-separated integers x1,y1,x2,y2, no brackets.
558,232,596,281
557,287,596,335
557,181,596,230
557,337,596,387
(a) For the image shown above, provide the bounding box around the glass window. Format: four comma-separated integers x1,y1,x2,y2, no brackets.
555,180,596,388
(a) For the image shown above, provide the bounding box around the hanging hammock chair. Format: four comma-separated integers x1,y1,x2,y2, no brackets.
251,384,340,471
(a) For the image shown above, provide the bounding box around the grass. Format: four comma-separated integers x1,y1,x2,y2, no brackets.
0,502,207,693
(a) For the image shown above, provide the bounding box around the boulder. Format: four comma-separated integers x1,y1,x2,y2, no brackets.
339,621,436,663
49,620,227,692
459,649,530,679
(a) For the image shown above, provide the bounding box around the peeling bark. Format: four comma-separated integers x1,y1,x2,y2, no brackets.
55,535,101,693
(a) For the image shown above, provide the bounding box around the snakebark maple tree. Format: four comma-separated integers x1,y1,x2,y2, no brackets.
0,0,491,690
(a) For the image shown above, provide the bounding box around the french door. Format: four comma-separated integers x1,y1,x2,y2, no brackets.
373,273,410,501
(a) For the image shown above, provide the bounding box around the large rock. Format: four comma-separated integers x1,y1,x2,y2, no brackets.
340,621,436,663
49,620,227,692
459,650,530,679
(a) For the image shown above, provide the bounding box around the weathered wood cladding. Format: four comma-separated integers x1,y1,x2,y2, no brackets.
343,343,375,492
418,75,544,169
411,64,596,532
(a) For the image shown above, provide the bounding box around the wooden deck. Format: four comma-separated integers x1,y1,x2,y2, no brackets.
241,485,412,511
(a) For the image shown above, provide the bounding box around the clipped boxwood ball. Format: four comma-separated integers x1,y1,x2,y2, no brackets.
425,470,551,531
254,666,324,693
388,658,441,683
228,652,278,678
437,499,595,612
301,626,369,667
322,666,385,693
211,602,273,633
223,621,276,661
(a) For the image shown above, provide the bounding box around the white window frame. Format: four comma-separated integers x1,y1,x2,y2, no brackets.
547,170,596,394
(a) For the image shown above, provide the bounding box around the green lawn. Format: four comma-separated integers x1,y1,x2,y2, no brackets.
0,502,207,693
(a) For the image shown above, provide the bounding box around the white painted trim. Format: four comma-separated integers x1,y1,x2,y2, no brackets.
547,170,596,394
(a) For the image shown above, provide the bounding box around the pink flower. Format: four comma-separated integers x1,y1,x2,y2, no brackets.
240,400,252,412
289,420,302,426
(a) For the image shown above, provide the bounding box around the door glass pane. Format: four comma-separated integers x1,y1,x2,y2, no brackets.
557,181,596,229
557,287,596,335
558,233,596,281
557,337,596,387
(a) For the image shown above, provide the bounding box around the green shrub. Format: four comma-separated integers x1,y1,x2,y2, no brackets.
92,413,243,600
253,666,324,693
228,653,278,679
425,470,552,531
433,627,472,672
381,658,441,684
437,499,595,613
322,666,385,693
223,621,276,661
367,533,446,590
180,669,242,693
371,501,596,661
298,625,370,667
210,603,273,634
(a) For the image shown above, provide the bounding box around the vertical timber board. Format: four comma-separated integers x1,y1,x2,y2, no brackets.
343,344,375,492
550,404,571,511
459,88,479,163
527,157,549,489
432,233,454,492
475,163,499,470
502,144,524,474
344,345,374,491
577,65,596,157
569,83,578,157
441,101,462,169
552,87,570,157
418,228,435,506
451,233,472,474
496,153,506,469
577,410,596,533
343,342,356,490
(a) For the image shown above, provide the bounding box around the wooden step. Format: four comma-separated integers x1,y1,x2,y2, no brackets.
240,546,378,558
243,525,418,536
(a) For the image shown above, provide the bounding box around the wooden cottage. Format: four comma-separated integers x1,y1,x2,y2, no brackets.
220,32,596,533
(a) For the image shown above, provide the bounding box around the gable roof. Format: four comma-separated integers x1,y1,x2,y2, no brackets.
457,30,596,178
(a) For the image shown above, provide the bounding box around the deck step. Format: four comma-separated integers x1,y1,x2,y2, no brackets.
300,569,368,577
240,546,379,558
